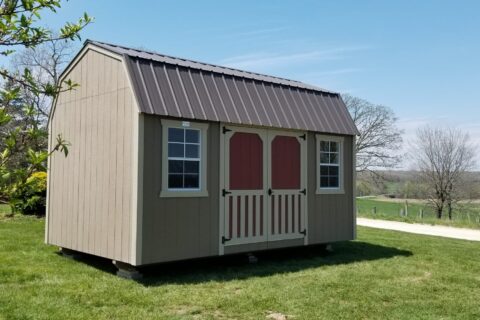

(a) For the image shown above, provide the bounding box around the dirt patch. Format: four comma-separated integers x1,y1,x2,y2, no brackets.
266,311,289,320
172,306,202,316
402,271,432,283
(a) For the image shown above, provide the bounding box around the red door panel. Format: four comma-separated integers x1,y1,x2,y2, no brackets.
229,132,263,190
271,136,300,189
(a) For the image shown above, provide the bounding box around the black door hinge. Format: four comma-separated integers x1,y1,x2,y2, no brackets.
300,188,306,195
222,126,232,134
300,229,307,236
222,189,232,197
268,188,274,196
299,133,306,140
222,236,231,244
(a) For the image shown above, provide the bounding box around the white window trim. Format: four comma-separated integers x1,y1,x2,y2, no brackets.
160,119,209,198
316,134,345,194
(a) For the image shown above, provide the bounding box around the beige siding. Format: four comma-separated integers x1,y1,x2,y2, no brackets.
47,49,136,263
140,119,354,264
307,133,355,244
140,116,220,265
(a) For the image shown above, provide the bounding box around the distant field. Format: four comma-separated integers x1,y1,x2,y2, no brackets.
357,197,480,229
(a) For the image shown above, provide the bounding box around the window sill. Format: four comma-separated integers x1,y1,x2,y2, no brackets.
159,190,209,198
316,188,345,195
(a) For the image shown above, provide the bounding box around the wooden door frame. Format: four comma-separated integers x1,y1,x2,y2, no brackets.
219,124,268,254
219,124,309,255
266,130,308,244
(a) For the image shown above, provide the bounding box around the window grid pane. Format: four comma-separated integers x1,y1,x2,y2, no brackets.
319,140,340,189
167,127,201,190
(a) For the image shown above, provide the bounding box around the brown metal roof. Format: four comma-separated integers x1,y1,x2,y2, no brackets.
88,40,358,135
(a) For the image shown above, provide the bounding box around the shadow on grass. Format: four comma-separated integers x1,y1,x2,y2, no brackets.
55,251,119,274
144,242,411,286
65,241,412,286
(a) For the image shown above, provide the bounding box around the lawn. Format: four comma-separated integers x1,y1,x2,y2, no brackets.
1,215,480,319
357,197,480,229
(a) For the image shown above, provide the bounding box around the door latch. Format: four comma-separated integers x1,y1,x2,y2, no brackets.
300,188,306,195
268,188,274,196
222,236,231,244
222,189,232,197
300,229,307,236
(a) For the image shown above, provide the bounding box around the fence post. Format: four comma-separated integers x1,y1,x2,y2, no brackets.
372,207,376,215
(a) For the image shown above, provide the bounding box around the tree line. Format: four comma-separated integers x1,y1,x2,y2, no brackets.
343,94,477,220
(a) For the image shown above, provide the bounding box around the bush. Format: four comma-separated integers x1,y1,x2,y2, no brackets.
9,171,47,215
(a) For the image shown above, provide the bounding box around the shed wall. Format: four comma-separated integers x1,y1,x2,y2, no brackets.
141,115,220,265
307,133,355,243
47,49,136,263
140,118,354,264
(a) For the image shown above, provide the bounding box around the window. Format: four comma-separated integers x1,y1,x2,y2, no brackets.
161,120,208,197
167,128,201,189
316,135,344,194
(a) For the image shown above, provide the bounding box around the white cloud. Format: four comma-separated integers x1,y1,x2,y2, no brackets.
218,46,369,71
308,68,363,76
234,27,289,37
296,68,363,90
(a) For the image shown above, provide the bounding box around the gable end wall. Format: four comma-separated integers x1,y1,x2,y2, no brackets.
47,48,137,263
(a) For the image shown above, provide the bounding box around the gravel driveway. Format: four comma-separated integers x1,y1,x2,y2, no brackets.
357,218,480,241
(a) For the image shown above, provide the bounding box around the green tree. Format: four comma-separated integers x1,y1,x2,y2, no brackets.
0,0,92,214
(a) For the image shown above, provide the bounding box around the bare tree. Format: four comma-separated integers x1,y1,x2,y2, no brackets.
342,94,403,172
10,38,76,122
412,126,476,219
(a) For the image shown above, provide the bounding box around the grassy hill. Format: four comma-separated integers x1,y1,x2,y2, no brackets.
1,215,480,319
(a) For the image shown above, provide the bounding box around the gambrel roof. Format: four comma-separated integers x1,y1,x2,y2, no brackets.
86,40,359,135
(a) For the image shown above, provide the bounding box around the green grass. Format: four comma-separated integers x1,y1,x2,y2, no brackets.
1,216,480,319
357,197,480,229
0,204,11,215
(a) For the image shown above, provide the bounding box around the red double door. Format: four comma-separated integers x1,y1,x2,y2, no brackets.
221,125,307,247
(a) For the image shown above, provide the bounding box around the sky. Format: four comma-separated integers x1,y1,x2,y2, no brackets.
40,0,479,168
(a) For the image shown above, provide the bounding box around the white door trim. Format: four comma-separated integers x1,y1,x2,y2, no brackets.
267,130,308,243
220,124,268,249
219,124,309,252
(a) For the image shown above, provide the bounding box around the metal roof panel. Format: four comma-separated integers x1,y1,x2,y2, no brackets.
89,40,359,135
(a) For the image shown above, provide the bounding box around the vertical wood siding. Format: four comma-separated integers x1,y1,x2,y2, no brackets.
225,193,266,244
269,193,303,236
307,133,355,243
47,49,135,263
140,116,219,265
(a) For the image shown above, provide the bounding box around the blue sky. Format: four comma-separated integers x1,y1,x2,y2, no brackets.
42,0,479,165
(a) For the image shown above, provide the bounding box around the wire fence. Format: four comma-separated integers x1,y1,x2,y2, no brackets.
357,198,480,227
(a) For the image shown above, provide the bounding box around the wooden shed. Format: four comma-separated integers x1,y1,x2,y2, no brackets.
46,40,359,275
